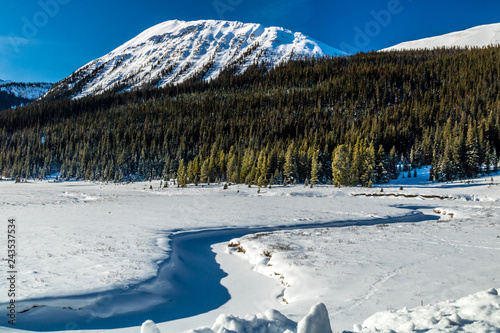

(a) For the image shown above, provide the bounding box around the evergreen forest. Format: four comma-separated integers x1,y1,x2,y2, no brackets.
1,46,499,187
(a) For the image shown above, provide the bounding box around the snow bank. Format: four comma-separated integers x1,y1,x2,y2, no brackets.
354,288,500,332
155,303,330,333
143,289,499,333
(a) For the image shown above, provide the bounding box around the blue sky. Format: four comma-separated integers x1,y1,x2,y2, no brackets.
1,0,499,83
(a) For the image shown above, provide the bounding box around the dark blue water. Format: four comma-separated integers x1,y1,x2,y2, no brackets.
0,209,438,331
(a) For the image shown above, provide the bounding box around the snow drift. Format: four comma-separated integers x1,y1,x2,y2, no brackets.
297,303,333,333
142,289,500,333
354,288,500,332
144,302,332,333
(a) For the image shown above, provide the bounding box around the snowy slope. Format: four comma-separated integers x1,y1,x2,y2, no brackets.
0,81,53,100
0,80,53,110
382,22,500,51
46,20,344,99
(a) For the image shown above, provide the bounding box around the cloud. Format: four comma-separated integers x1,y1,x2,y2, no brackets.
0,35,32,55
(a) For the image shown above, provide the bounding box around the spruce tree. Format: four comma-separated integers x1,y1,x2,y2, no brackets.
332,144,351,187
226,153,239,184
310,149,320,186
200,159,210,183
177,159,188,188
465,125,481,178
361,143,375,186
283,143,295,185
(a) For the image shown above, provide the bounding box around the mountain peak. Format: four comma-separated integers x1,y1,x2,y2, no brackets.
46,19,344,100
382,22,500,51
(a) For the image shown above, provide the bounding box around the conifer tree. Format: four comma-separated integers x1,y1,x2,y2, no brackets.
226,152,239,184
332,144,351,187
374,145,388,183
465,124,481,178
240,149,254,183
310,149,320,186
389,146,398,179
200,159,210,183
284,143,295,185
352,138,365,185
492,148,499,173
177,159,187,187
361,143,375,186
256,150,269,186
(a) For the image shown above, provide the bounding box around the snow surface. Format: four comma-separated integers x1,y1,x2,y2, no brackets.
48,19,344,99
145,288,500,333
356,288,500,333
145,302,331,333
0,170,499,332
0,82,53,100
382,22,500,51
143,290,500,333
190,307,297,333
224,170,500,331
0,181,408,301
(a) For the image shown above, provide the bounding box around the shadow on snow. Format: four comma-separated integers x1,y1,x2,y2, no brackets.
1,208,439,331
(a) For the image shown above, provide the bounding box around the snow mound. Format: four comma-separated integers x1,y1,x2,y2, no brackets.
140,320,161,333
178,303,330,333
140,289,500,333
297,303,333,333
354,288,500,332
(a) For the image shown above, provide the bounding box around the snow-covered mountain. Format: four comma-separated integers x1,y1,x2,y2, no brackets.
0,81,53,110
382,23,500,51
46,19,344,100
0,81,53,100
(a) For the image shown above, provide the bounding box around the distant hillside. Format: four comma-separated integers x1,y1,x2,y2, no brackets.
383,23,500,51
0,81,53,110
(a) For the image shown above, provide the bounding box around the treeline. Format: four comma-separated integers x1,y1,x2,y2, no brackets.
0,91,30,111
1,46,500,186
